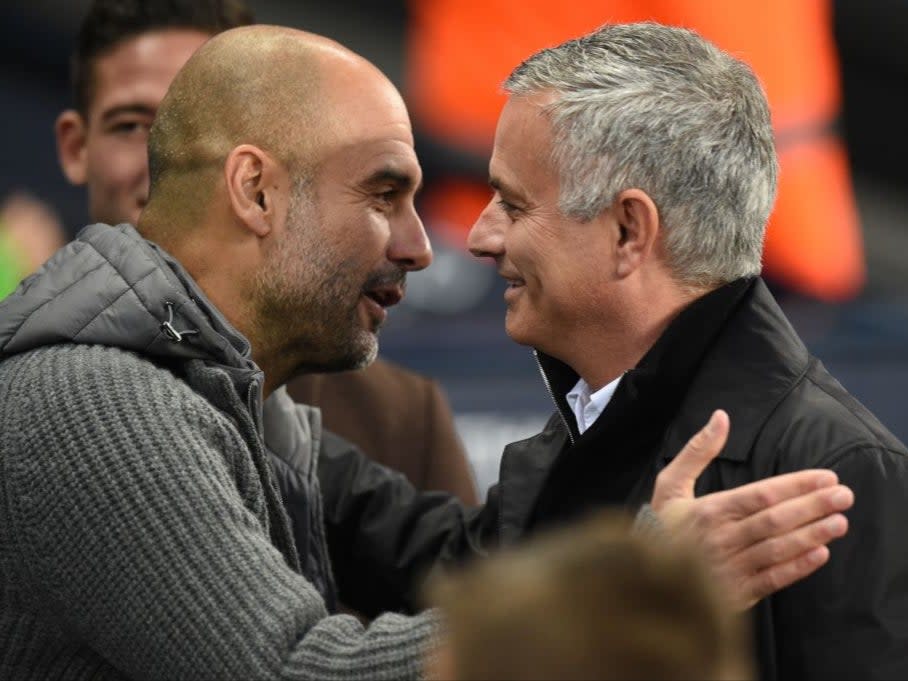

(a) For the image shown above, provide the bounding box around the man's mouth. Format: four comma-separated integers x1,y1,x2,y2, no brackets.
499,270,525,303
361,267,407,308
500,269,526,288
362,285,403,308
359,284,403,331
359,268,407,329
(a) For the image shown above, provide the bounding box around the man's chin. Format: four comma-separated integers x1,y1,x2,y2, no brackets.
347,335,379,370
315,332,378,373
504,313,536,349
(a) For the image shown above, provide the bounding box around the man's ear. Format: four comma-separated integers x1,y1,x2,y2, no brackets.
612,188,660,278
224,144,283,237
55,110,88,186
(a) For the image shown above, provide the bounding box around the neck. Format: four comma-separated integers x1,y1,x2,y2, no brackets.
252,340,297,399
171,229,287,395
567,277,713,391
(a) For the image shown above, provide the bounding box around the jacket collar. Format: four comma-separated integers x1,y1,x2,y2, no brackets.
0,223,264,425
536,277,755,449
497,277,810,540
534,276,812,463
658,278,809,463
496,418,567,544
0,223,256,372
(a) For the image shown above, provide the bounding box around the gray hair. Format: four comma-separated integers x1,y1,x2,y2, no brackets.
504,22,778,287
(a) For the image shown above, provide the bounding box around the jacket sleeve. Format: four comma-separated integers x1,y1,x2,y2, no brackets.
3,348,436,681
318,429,498,617
771,444,908,679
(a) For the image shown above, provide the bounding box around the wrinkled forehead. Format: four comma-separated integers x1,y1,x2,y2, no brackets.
489,94,559,190
320,69,414,145
493,93,556,155
306,69,418,177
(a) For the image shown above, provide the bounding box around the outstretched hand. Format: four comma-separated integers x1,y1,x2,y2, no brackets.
652,410,853,610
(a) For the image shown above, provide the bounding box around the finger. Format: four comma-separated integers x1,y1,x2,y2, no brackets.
734,545,831,611
652,410,729,510
730,511,849,578
711,484,853,552
704,468,841,520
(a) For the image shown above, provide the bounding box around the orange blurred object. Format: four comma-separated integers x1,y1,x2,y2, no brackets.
407,0,864,300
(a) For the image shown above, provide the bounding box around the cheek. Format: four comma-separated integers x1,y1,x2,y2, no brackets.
339,212,390,263
507,231,547,280
519,252,583,315
87,140,148,194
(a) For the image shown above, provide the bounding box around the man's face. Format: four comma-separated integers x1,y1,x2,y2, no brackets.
255,74,432,372
467,93,620,359
56,29,211,226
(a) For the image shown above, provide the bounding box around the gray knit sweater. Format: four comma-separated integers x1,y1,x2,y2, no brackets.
0,224,436,680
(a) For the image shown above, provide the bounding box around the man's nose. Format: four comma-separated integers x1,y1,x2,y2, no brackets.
388,209,433,271
467,200,505,260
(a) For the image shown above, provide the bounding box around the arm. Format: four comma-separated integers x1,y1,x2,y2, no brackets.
319,430,496,617
5,350,434,680
772,445,908,678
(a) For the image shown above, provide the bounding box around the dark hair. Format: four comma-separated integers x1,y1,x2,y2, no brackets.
71,0,255,114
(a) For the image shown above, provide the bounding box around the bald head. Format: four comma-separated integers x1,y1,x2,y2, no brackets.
143,25,401,231
135,24,427,386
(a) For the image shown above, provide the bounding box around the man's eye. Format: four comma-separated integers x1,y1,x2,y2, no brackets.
109,121,149,136
375,189,398,205
496,198,521,217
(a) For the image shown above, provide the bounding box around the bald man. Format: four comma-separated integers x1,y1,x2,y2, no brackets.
0,26,437,679
53,0,476,505
0,25,853,680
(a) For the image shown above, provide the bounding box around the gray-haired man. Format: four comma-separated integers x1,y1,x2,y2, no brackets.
321,22,908,680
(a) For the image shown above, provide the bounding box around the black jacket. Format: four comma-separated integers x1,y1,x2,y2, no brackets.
314,277,908,680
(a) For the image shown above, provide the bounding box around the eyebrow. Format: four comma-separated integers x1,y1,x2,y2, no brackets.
362,167,423,195
100,104,156,123
489,176,524,202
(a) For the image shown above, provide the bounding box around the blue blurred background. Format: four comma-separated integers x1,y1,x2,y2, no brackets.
2,0,906,497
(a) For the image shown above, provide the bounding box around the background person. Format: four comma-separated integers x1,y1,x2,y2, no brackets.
0,192,65,299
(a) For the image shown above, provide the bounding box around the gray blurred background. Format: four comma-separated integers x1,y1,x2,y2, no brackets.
1,0,906,497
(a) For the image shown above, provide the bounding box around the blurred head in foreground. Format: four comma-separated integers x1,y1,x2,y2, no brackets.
427,511,752,680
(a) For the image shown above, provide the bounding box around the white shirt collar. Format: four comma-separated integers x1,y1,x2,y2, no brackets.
565,374,623,435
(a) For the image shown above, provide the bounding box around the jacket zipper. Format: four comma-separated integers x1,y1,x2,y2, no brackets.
533,350,575,446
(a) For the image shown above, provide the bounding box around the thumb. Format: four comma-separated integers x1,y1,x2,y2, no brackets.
651,409,730,512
